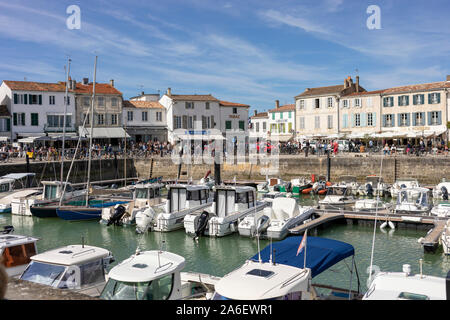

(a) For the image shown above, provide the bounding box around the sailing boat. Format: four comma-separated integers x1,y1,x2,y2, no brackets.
55,56,130,221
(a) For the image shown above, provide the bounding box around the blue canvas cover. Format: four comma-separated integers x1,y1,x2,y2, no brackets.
251,236,355,278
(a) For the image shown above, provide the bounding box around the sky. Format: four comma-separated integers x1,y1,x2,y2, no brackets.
0,0,449,113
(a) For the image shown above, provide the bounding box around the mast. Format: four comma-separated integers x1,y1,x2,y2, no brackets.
85,55,97,206
61,58,71,187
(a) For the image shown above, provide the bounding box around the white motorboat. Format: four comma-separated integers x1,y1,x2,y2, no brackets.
101,183,165,226
11,181,85,216
257,178,289,194
238,197,315,240
393,188,432,215
333,176,360,196
0,173,38,213
390,178,420,198
357,176,390,197
99,249,220,300
432,179,450,200
19,244,114,297
290,177,312,196
0,189,42,214
363,263,449,300
0,228,39,278
318,187,356,210
184,186,269,238
430,202,450,218
354,199,390,212
441,220,450,255
135,184,213,233
212,236,361,300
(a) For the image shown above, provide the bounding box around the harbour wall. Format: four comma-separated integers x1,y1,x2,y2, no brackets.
1,155,448,186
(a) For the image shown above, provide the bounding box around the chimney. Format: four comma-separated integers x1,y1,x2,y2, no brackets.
110,79,114,87
167,87,172,95
356,76,360,92
275,100,280,109
447,75,450,82
254,110,257,116
348,76,353,86
83,78,89,85
344,78,348,89
72,80,76,90
141,91,145,96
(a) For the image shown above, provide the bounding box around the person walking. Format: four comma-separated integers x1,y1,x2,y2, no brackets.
305,140,310,157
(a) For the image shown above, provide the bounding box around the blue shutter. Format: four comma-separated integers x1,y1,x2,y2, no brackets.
372,113,376,127
361,112,366,127
397,114,401,127
24,94,27,104
437,111,442,125
343,114,347,128
412,113,416,126
428,94,431,104
38,95,42,105
6,119,10,131
427,112,432,125
406,113,410,126
351,114,354,127
382,115,386,127
437,93,441,104
391,114,395,127
14,94,18,104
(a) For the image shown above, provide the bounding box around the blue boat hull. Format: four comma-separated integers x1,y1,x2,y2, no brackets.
56,201,130,221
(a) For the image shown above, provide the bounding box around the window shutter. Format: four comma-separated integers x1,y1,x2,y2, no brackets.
13,113,17,126
21,113,25,125
406,113,410,126
406,96,409,106
202,116,206,129
428,94,431,104
398,96,402,106
24,94,28,104
437,111,442,125
351,113,355,127
211,115,214,128
398,114,402,127
390,114,394,127
437,93,441,104
427,112,431,125
14,94,18,104
38,95,42,105
361,112,366,127
413,95,417,105
412,113,416,126
342,114,347,128
372,113,376,127
6,118,10,131
182,115,187,129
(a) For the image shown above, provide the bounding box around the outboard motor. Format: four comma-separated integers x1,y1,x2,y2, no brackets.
107,205,126,226
400,184,407,189
441,186,449,201
366,183,374,197
255,215,270,236
1,225,14,234
135,207,156,234
274,185,281,192
194,211,210,239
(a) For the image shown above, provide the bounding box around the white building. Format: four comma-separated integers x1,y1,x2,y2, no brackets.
0,80,76,142
268,100,296,142
249,111,269,140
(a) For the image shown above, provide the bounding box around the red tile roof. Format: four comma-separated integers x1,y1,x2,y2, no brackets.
2,80,67,92
123,100,164,109
295,85,345,98
167,94,219,101
344,89,385,97
219,100,250,107
269,104,295,113
380,81,450,95
74,82,122,95
251,112,268,119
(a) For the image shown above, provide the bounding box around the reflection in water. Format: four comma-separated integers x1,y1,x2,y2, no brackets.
1,194,448,292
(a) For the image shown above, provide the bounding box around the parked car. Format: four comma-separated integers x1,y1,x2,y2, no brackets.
337,140,349,152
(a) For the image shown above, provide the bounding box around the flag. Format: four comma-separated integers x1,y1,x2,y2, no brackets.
296,229,308,256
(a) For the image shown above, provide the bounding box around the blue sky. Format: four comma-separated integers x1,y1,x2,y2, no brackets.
0,0,449,113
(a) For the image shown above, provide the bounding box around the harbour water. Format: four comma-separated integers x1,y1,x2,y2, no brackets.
2,194,449,294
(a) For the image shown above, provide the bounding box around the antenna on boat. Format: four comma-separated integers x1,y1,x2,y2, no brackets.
82,236,84,248
269,236,273,264
368,155,384,285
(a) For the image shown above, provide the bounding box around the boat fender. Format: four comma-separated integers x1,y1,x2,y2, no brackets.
1,225,14,234
388,221,395,230
380,221,387,229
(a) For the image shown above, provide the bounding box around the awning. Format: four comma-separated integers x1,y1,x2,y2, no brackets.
269,134,293,142
79,127,131,139
17,136,42,143
251,236,355,278
175,134,226,140
0,137,9,141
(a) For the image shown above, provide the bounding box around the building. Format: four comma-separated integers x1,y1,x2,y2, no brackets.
219,100,249,133
123,98,167,143
74,78,129,143
268,100,296,142
295,76,366,139
249,111,269,140
0,80,76,142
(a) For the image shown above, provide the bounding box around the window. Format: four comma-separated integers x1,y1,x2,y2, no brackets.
300,117,305,129
398,292,429,300
272,113,275,120
354,113,361,127
29,94,41,105
315,99,320,109
225,121,232,130
97,97,104,106
205,102,210,110
256,122,259,132
83,97,90,106
185,102,194,109
31,113,39,126
233,107,237,114
239,121,245,131
271,124,277,132
398,95,409,106
367,113,374,127
428,93,440,104
111,98,118,107
83,113,90,125
399,113,409,126
366,97,373,107
288,111,292,119
142,112,148,122
384,114,394,127
246,269,274,278
63,96,70,105
299,100,305,109
1,243,36,268
343,100,348,108
47,115,71,128
314,116,320,129
173,116,182,129
98,114,104,125
279,123,285,133
383,97,394,107
262,122,266,131
0,119,10,132
80,260,105,286
413,112,424,126
354,98,361,108
327,97,333,108
49,96,55,105
13,94,27,104
13,113,26,126
111,114,118,125
280,112,283,119
127,111,134,122
327,115,333,129
429,111,441,125
156,112,162,122
413,94,424,105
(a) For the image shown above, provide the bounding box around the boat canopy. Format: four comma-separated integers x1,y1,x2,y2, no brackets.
250,236,355,278
1,173,36,180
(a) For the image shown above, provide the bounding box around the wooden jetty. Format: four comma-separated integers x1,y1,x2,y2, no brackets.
289,209,448,253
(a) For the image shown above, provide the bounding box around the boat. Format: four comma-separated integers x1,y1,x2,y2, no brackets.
357,175,390,197
441,220,450,255
354,198,391,212
19,243,114,297
56,198,132,221
333,176,360,196
261,191,287,203
430,201,450,217
290,177,312,196
238,197,315,240
211,236,362,300
101,182,165,226
363,263,449,300
393,188,432,215
184,186,270,238
11,181,84,217
318,186,356,210
135,184,213,233
0,189,41,214
302,176,331,195
99,249,220,300
390,178,420,198
0,229,39,278
257,178,289,194
432,179,450,200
